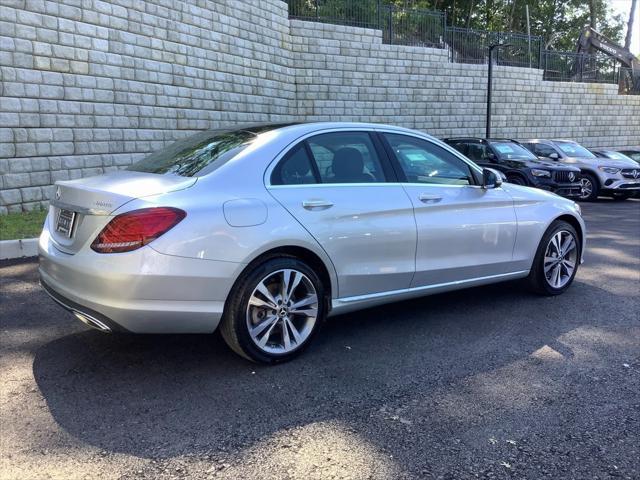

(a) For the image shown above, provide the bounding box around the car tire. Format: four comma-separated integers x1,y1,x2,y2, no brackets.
220,255,326,363
527,220,580,296
507,175,527,185
578,173,599,201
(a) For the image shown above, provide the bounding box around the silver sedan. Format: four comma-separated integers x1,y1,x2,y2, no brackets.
39,123,586,363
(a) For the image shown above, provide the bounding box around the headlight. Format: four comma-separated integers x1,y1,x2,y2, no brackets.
598,166,621,174
531,169,551,178
574,202,582,216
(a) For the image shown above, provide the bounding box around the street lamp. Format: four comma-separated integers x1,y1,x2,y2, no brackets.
486,43,513,138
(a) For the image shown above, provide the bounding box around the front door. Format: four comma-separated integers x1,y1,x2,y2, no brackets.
268,130,417,298
379,132,519,287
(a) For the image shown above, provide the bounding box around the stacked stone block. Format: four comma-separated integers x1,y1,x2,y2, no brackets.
1,1,639,213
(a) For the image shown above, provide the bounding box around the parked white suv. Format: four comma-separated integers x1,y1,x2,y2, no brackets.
521,139,640,201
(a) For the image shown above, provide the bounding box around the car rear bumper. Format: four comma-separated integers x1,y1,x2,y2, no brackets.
38,229,243,333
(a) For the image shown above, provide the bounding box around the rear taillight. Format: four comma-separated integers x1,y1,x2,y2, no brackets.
91,207,186,253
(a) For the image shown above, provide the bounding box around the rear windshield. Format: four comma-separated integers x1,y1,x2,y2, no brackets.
555,141,595,158
127,130,256,177
490,142,537,160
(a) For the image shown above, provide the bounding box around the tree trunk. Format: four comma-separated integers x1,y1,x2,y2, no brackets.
625,0,637,50
465,0,475,29
507,0,517,31
589,0,597,29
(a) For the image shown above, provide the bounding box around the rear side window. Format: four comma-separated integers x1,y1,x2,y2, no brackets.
271,131,388,185
463,142,490,162
531,143,558,158
271,144,318,185
308,132,387,183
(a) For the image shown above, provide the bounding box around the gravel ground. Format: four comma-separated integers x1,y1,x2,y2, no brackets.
1,199,639,480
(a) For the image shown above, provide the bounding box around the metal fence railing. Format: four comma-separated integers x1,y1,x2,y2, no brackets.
382,6,445,48
445,27,543,68
287,0,446,47
287,0,381,29
285,0,635,93
542,51,619,84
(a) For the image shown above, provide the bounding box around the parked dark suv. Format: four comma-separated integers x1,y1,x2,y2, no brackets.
443,138,582,198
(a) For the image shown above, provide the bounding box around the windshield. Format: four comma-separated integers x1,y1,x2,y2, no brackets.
602,151,632,161
490,142,537,160
555,141,595,158
127,129,256,177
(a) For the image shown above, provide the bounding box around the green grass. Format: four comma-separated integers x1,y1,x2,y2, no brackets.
0,209,48,241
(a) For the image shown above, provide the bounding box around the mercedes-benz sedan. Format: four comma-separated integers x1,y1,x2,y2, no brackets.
39,123,586,363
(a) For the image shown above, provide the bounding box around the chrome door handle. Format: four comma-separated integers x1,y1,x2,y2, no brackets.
418,194,442,204
302,199,334,210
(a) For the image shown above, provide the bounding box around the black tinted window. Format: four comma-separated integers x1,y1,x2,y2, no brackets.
532,143,558,158
271,144,318,185
128,129,255,177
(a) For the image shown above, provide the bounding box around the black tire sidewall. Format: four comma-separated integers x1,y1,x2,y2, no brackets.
531,221,581,295
228,257,326,364
507,175,526,185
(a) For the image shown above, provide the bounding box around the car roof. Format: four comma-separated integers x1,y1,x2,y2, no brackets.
442,137,521,143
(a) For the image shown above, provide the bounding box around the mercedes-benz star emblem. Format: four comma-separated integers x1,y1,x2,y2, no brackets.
55,187,61,200
568,172,576,182
633,170,639,179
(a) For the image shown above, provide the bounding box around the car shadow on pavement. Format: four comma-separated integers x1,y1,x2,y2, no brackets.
31,277,629,460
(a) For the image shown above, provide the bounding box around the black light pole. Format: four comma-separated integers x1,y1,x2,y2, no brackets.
486,43,513,138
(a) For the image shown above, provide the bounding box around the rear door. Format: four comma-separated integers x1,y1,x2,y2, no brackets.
379,132,519,287
267,130,417,298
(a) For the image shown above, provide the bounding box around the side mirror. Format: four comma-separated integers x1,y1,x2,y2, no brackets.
486,152,498,162
482,168,503,189
548,152,560,160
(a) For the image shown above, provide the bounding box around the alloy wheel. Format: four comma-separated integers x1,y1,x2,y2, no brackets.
543,230,578,289
246,269,318,355
579,178,593,200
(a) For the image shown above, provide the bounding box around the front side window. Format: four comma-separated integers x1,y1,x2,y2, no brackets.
385,134,474,185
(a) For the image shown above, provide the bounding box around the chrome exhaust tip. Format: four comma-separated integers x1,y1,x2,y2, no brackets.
73,311,111,332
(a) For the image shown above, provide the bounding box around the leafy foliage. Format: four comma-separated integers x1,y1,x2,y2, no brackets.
387,0,624,50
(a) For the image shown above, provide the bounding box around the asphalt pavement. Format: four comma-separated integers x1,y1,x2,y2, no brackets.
1,199,639,480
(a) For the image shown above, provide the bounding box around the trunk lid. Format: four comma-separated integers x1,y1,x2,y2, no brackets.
49,171,196,254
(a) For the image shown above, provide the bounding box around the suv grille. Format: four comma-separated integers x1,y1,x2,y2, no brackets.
621,168,640,179
553,171,579,183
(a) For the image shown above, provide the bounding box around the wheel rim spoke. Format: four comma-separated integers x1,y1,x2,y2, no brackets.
281,269,303,301
257,318,279,348
249,296,276,310
282,319,291,349
251,315,278,338
291,294,317,310
285,317,303,344
255,282,278,309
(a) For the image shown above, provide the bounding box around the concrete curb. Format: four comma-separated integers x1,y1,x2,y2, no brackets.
0,238,39,260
